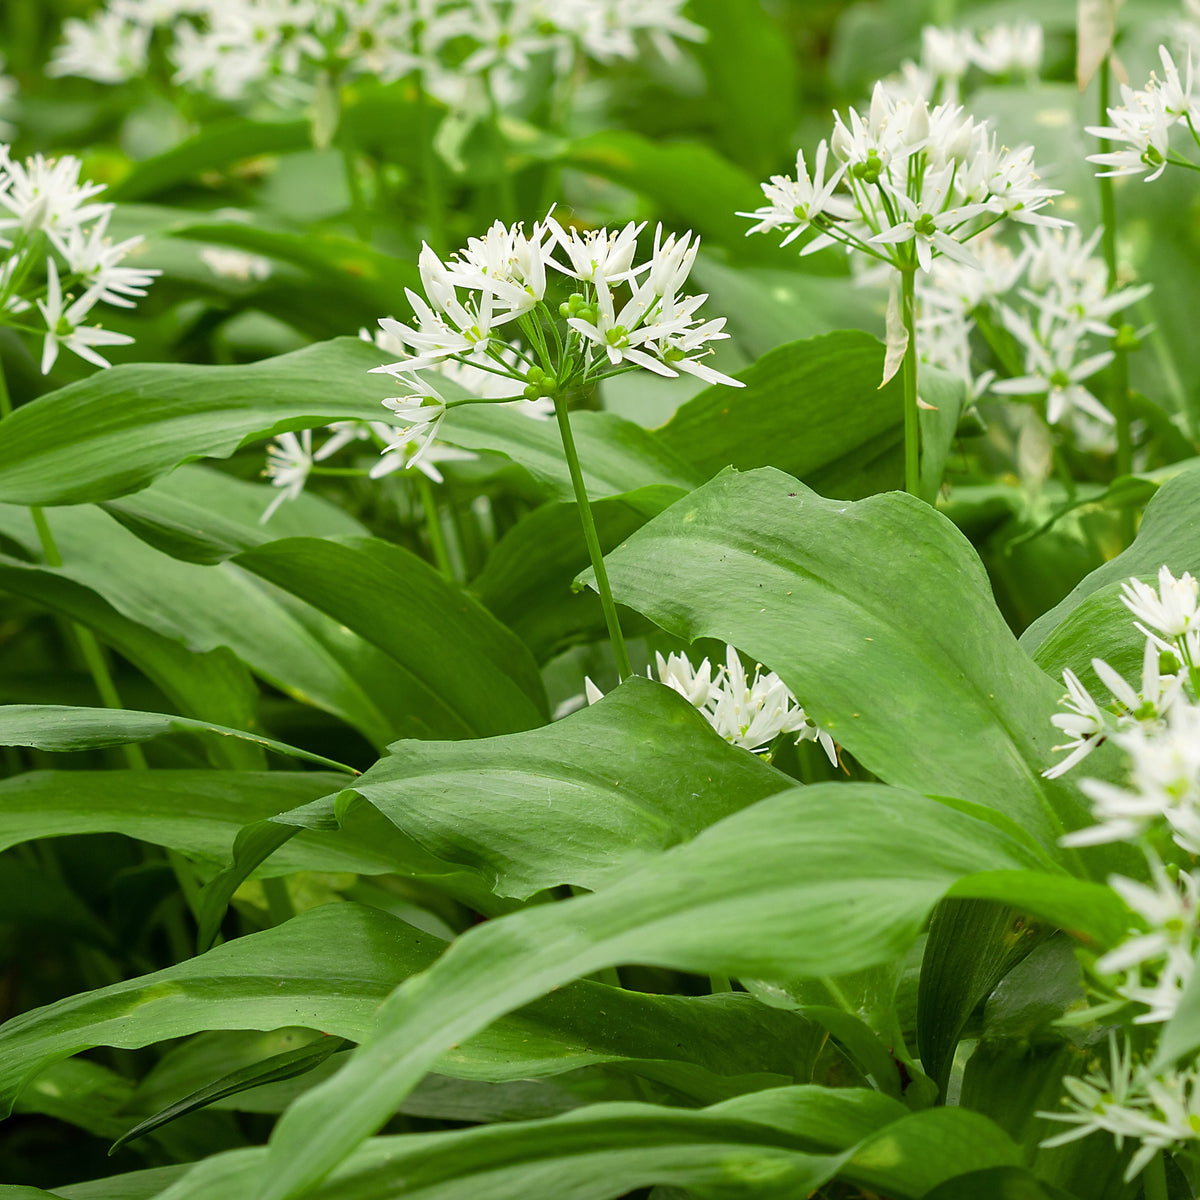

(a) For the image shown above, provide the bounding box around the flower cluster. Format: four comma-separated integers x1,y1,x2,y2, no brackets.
366,213,740,469
1039,567,1200,1177
0,146,159,375
1087,46,1200,182
916,224,1151,442
896,20,1043,104
1041,1038,1200,1180
740,78,1065,276
586,646,838,760
50,0,704,106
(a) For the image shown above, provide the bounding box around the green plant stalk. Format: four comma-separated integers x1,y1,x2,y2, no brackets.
341,143,372,243
1097,60,1135,545
552,392,633,682
415,471,455,580
900,267,921,497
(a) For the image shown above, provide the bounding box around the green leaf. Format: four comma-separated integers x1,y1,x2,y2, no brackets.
101,463,368,566
255,783,1048,1198
195,821,302,953
109,1037,351,1155
561,131,775,263
0,504,428,749
598,468,1087,856
1021,460,1200,653
108,118,311,201
52,1165,191,1200
917,900,1050,1095
1153,945,1200,1070
0,556,263,765
0,705,355,773
655,334,963,502
441,404,703,502
688,0,797,178
472,484,683,660
0,770,392,876
285,678,791,900
0,337,393,507
233,536,547,736
111,1087,1026,1200
0,903,825,1118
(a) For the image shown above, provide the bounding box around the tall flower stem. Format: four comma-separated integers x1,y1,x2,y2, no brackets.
1097,60,1135,543
552,391,632,682
415,472,454,581
900,267,921,497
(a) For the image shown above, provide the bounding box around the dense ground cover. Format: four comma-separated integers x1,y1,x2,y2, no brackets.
2,0,1200,1196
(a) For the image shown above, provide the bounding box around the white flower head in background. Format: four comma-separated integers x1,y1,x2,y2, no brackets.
200,246,273,282
260,429,314,522
585,645,838,761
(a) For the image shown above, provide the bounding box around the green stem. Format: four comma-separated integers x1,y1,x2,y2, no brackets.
708,974,732,994
415,471,454,580
1098,59,1135,544
0,354,9,419
1143,1150,1168,1200
341,144,371,242
30,508,146,771
900,267,921,497
262,876,295,927
552,392,632,681
484,70,517,223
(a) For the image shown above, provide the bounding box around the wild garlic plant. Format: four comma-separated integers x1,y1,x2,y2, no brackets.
585,645,839,763
50,0,704,106
740,77,1065,497
1039,567,1200,1181
914,224,1152,456
357,212,741,678
0,145,159,403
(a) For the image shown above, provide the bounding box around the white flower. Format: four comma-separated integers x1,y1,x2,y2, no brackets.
870,169,990,273
260,429,314,523
1122,566,1200,641
48,11,151,83
1043,668,1110,780
1087,83,1175,182
35,259,133,375
200,246,272,282
1098,855,1200,1024
62,212,161,308
371,438,477,483
551,220,646,285
586,644,837,760
0,149,111,252
737,140,858,250
378,373,451,469
971,21,1043,77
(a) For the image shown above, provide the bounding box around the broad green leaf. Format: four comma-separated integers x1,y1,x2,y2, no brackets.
655,334,963,501
1021,461,1200,652
108,119,311,201
0,505,429,749
256,783,1060,1198
0,338,392,507
917,900,1051,1095
133,1088,1025,1200
688,0,797,178
441,404,703,502
101,463,368,566
170,222,419,332
0,556,262,765
598,468,1087,856
561,131,775,264
689,258,883,360
285,678,791,900
53,1166,191,1200
0,705,355,774
233,536,547,736
109,1038,352,1155
0,903,822,1118
472,484,683,661
0,770,391,876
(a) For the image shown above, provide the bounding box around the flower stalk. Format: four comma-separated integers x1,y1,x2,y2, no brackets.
900,266,920,496
553,389,632,682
